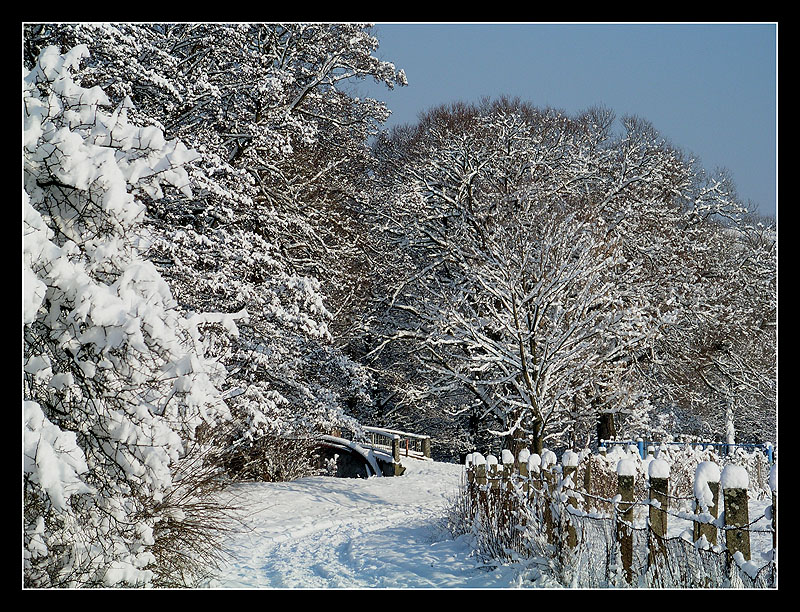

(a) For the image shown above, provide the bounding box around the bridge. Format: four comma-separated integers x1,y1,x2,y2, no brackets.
318,426,432,478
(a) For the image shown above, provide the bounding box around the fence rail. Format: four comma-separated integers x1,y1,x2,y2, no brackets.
600,438,775,464
361,426,431,461
461,447,777,588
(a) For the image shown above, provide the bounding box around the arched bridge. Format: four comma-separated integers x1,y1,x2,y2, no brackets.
318,426,432,478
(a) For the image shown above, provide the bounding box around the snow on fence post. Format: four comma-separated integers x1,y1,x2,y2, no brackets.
391,435,400,462
616,458,637,585
541,449,557,490
516,448,530,471
721,464,751,562
693,461,721,547
648,458,670,569
562,451,579,483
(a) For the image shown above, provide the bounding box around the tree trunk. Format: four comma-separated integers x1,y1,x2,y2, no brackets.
530,420,543,455
597,411,616,446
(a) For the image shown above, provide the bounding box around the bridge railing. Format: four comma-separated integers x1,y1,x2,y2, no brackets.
361,426,431,460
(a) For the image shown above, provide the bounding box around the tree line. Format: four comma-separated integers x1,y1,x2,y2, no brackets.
23,24,775,587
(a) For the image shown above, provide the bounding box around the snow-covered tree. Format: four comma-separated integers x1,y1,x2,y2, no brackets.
425,205,658,454
363,100,659,453
588,116,776,444
24,23,407,477
364,98,775,454
645,215,777,444
22,24,774,483
23,44,236,587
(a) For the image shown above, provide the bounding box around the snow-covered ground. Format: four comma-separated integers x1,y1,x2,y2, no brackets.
206,458,774,589
206,459,542,589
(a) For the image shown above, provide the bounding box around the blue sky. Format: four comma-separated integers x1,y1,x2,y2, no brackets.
353,23,777,219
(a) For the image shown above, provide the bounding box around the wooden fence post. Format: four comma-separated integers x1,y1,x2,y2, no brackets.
487,454,504,533
422,436,431,458
693,461,720,547
527,454,541,503
518,449,530,494
721,464,751,562
487,454,500,490
500,450,516,540
473,453,487,512
648,458,670,569
541,450,557,545
648,459,669,536
391,435,400,462
617,458,636,585
562,451,580,550
770,463,777,553
465,452,475,495
583,452,593,495
514,449,530,537
771,486,777,555
502,449,515,491
464,455,475,520
474,456,487,487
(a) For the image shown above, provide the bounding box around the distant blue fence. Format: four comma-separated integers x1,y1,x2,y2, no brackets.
599,438,775,464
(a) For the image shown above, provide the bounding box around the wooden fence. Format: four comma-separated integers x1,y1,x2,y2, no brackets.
462,448,777,588
600,438,775,464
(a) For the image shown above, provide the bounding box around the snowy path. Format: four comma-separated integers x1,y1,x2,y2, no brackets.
208,459,528,589
206,458,773,589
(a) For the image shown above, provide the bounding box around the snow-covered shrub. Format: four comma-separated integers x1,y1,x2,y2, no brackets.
23,45,235,587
